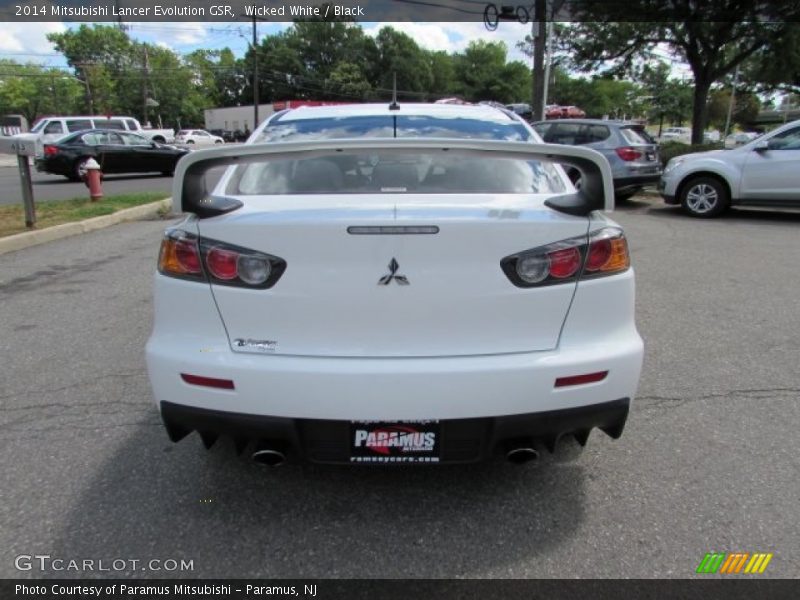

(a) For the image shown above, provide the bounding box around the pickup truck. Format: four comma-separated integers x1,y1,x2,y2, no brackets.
13,115,175,155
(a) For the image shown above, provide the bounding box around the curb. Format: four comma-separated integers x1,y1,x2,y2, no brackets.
0,198,172,256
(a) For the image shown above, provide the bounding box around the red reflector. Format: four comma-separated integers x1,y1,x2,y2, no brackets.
180,373,235,390
548,247,581,279
555,371,608,388
43,145,59,156
615,147,642,161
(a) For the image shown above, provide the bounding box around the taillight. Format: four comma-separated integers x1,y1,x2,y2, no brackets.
157,229,285,289
43,145,59,156
615,147,642,161
158,230,203,280
501,227,630,287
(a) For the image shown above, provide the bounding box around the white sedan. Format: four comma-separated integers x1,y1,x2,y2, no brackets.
660,119,800,217
174,129,224,146
146,103,644,466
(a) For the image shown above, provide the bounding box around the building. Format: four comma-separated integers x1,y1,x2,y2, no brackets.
203,101,352,133
203,104,274,133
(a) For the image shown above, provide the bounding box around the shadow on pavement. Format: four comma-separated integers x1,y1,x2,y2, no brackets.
49,419,587,578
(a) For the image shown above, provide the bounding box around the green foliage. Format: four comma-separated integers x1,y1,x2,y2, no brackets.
658,141,724,167
452,40,530,104
0,60,83,122
563,9,795,143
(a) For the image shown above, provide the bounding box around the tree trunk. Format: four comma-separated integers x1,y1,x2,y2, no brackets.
531,3,547,121
691,78,711,145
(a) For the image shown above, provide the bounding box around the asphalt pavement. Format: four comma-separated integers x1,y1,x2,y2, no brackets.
1,197,798,578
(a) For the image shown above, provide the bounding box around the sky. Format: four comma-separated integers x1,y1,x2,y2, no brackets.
0,20,537,67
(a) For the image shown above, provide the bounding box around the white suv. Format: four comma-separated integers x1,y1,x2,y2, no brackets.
146,103,644,466
659,119,800,217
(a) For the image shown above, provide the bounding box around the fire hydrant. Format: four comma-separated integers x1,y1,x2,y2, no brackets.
83,157,103,202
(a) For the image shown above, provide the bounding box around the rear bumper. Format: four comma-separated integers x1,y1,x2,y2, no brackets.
160,398,630,464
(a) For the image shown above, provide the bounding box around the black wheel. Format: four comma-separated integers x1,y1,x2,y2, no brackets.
680,176,729,218
152,136,165,144
70,157,90,182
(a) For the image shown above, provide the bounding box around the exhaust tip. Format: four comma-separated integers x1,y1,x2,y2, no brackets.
506,446,539,465
251,448,287,467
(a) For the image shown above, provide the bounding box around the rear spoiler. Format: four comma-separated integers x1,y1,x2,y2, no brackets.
172,138,614,219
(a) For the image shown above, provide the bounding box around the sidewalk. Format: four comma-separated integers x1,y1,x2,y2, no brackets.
0,154,23,168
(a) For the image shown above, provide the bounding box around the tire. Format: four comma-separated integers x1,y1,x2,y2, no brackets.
680,176,729,218
152,136,165,144
70,157,91,182
186,140,195,145
214,140,223,145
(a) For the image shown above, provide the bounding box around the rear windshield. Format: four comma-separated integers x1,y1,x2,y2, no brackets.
620,127,653,145
255,115,533,143
226,150,566,196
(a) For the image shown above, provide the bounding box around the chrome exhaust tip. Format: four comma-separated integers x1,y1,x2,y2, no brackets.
251,445,287,467
505,446,540,465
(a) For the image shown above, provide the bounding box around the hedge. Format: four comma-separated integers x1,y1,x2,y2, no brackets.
659,141,724,167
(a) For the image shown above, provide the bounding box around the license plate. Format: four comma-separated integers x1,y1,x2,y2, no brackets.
646,152,655,161
350,421,440,463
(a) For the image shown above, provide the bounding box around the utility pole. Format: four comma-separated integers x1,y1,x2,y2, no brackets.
531,2,547,121
252,16,259,130
142,45,150,126
542,20,554,112
723,65,739,140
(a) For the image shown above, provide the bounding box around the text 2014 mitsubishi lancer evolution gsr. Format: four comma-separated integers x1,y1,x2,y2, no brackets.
145,103,644,466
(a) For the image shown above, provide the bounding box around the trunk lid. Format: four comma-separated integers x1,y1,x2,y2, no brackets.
197,194,589,357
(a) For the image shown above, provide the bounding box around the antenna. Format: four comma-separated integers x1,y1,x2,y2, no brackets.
389,72,400,111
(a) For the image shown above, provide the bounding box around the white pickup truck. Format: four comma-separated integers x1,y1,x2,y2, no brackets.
13,115,175,156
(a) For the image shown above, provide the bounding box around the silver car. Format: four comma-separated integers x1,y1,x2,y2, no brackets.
532,119,662,200
659,119,800,217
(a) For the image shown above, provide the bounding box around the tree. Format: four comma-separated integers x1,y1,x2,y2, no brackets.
47,24,132,114
742,22,800,94
0,61,83,123
565,3,796,143
374,27,432,99
636,61,693,132
452,40,530,104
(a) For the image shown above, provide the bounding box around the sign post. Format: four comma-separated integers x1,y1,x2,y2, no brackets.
0,137,37,228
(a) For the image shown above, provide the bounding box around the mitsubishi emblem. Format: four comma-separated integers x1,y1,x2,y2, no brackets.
378,258,409,285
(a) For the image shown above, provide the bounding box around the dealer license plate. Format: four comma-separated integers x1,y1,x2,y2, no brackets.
350,421,440,463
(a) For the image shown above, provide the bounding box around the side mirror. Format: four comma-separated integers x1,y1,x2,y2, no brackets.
753,140,769,152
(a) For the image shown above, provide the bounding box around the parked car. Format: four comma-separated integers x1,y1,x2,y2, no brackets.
506,103,533,120
34,129,189,181
532,118,662,200
1,114,29,136
208,129,237,143
724,131,760,149
14,115,174,155
146,103,644,466
175,129,225,146
658,126,692,144
659,119,800,217
545,105,587,119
